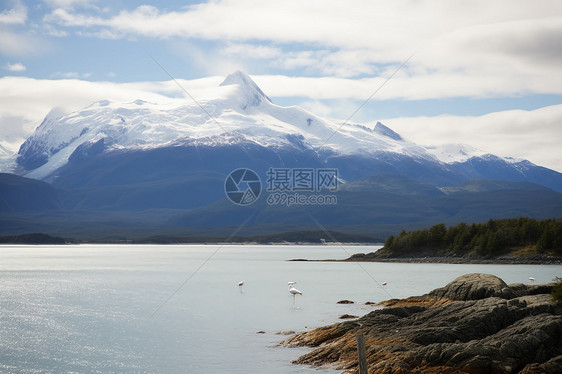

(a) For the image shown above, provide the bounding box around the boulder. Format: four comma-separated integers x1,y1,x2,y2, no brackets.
429,273,516,300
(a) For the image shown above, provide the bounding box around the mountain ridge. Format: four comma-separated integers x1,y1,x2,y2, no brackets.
0,71,561,238
12,71,560,193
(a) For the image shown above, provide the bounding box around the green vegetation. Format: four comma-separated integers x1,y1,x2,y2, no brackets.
380,218,562,258
553,277,562,303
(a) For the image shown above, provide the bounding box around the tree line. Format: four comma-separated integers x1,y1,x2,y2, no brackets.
381,217,562,257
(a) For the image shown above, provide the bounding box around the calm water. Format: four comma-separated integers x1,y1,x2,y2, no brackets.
0,244,561,373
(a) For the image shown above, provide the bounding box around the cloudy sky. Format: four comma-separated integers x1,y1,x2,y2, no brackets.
1,0,561,171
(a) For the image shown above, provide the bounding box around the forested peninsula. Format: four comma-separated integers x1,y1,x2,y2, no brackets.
349,218,562,263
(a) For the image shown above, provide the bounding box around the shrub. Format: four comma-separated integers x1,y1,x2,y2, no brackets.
552,277,562,303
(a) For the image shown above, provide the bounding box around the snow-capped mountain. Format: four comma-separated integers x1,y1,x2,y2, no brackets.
13,71,562,200
18,71,435,180
2,71,562,237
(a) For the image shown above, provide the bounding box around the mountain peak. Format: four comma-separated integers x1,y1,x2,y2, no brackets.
220,71,272,108
373,122,402,141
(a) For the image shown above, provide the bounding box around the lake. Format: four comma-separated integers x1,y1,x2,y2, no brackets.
1,244,560,373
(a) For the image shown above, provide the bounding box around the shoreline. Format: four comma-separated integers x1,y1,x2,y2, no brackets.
0,241,381,246
291,253,562,265
281,274,562,373
343,255,562,265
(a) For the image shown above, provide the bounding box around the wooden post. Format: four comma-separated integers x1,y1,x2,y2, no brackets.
356,334,367,374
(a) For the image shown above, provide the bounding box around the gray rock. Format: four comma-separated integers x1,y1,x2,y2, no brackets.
509,283,555,298
408,313,562,372
429,273,516,300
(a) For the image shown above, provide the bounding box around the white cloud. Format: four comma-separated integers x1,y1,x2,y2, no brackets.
254,68,562,101
254,74,369,100
299,99,361,122
381,104,562,172
42,23,69,37
51,71,91,79
0,0,27,25
222,43,281,60
0,30,49,56
3,62,26,72
0,114,31,150
40,0,562,98
42,1,562,53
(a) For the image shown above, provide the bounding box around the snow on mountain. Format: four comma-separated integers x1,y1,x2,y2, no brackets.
0,143,13,157
425,143,487,163
0,143,16,173
219,70,272,107
373,121,402,141
18,71,436,180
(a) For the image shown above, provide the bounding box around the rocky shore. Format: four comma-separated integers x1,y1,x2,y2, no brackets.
281,273,562,373
345,252,562,265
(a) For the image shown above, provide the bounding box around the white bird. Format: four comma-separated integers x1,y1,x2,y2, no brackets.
288,281,296,286
289,286,302,295
381,282,387,286
238,280,244,286
289,285,303,305
529,277,535,282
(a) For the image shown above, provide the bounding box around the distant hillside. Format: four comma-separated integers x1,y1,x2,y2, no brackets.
134,230,379,244
1,172,561,240
0,233,66,244
0,173,60,212
170,175,562,228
